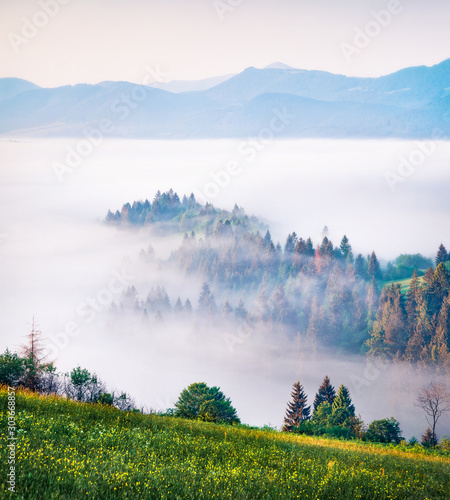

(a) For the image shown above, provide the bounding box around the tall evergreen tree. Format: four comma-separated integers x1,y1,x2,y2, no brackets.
313,375,336,412
339,235,353,262
366,277,379,321
404,296,431,363
331,385,355,425
429,298,450,366
284,232,298,254
355,254,366,278
367,251,382,280
282,381,311,432
427,263,450,316
377,284,408,356
406,270,421,332
436,244,448,266
198,282,216,313
174,297,183,313
307,297,326,347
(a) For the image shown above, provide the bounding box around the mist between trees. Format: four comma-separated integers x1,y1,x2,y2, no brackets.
104,189,450,371
5,189,449,439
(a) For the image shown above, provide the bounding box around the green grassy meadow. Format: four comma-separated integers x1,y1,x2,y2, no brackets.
1,388,449,499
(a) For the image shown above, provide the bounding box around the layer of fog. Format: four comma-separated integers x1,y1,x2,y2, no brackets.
1,138,449,438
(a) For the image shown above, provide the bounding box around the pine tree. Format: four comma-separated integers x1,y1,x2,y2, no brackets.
284,232,297,254
427,263,450,316
406,270,421,332
263,230,272,248
366,277,379,321
234,299,247,320
174,297,183,313
404,296,431,363
313,375,336,412
331,385,355,425
355,254,366,278
306,297,326,347
367,251,382,280
222,300,233,317
305,238,314,256
184,299,193,313
435,244,448,266
423,267,434,287
282,381,311,432
421,426,438,448
198,283,213,312
378,284,408,356
429,297,450,366
339,235,353,263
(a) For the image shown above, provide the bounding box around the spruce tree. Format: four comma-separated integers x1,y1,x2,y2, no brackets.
313,375,336,412
198,283,214,312
436,244,448,266
406,270,421,331
355,254,366,278
427,263,450,316
282,381,311,432
430,298,450,366
421,427,438,448
339,235,353,262
367,251,382,280
366,277,379,320
378,284,408,356
331,385,355,425
404,296,431,363
174,297,183,313
306,297,326,347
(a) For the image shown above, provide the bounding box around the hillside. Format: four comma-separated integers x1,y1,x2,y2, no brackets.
1,59,449,138
103,190,450,369
1,388,449,499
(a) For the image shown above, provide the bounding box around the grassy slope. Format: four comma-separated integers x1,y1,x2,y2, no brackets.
1,389,449,499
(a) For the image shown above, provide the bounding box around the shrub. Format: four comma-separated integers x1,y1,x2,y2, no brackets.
366,418,403,444
174,382,240,424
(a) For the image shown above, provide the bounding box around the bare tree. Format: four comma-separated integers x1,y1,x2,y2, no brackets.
21,316,47,365
20,316,50,391
414,381,450,446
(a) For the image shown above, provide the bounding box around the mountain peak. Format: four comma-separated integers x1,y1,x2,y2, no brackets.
264,62,295,70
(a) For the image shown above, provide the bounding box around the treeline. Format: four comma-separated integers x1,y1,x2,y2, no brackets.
105,189,266,234
0,323,135,411
282,377,447,448
365,263,450,368
106,190,450,369
2,323,449,449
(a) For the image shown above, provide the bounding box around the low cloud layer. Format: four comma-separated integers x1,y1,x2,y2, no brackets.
1,138,449,438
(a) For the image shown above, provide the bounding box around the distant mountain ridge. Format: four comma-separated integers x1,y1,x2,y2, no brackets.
1,59,449,138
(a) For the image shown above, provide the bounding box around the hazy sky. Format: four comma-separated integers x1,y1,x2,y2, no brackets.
0,0,449,87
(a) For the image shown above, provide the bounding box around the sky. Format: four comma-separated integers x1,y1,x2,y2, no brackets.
0,0,449,87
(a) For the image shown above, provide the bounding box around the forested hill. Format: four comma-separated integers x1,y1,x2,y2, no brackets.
105,190,450,370
105,189,267,235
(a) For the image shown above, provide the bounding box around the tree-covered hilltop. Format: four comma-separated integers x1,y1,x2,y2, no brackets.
105,191,450,370
105,189,267,235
